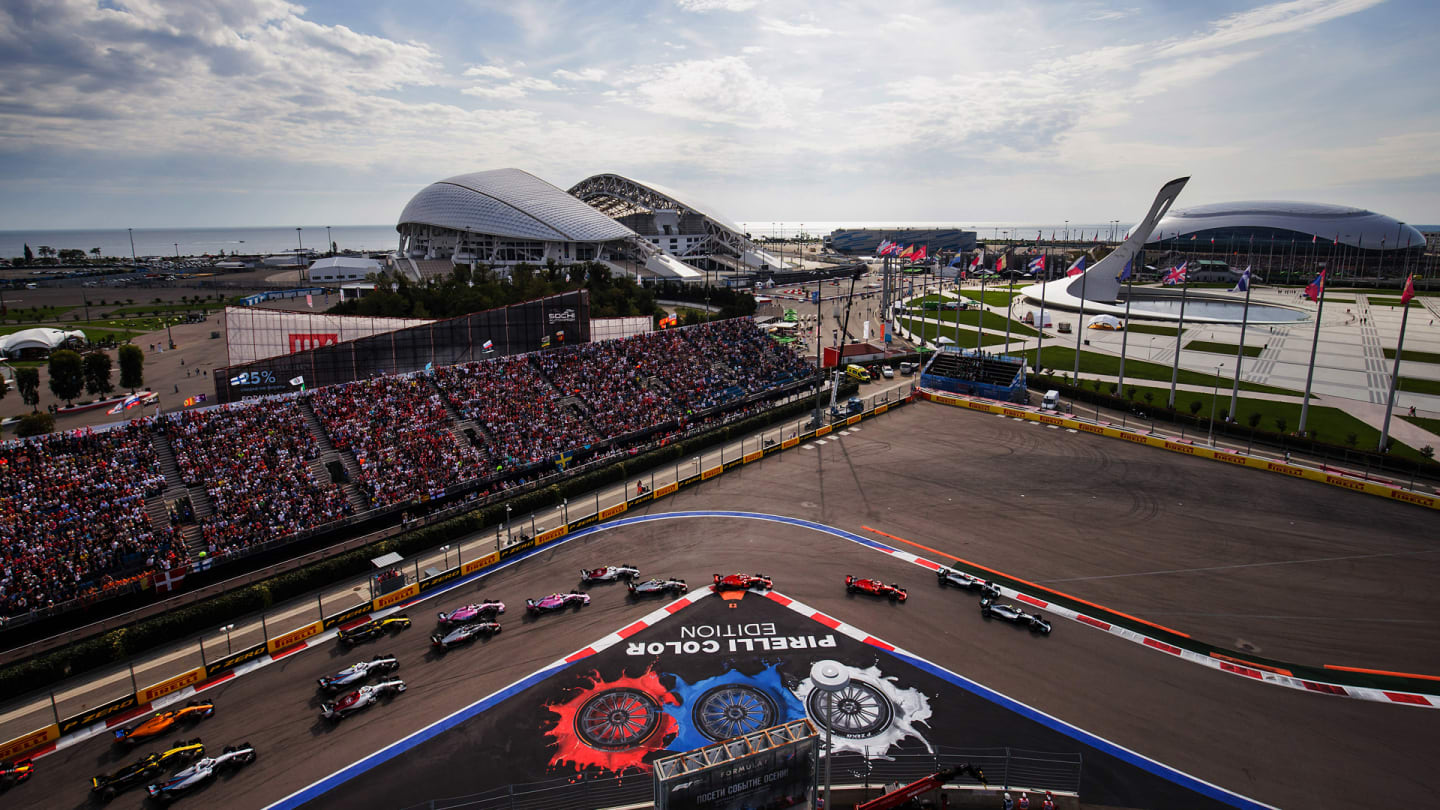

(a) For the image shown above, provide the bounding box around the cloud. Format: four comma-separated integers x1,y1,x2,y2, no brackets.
616,56,808,129
464,64,513,79
554,67,607,82
461,84,528,99
759,17,837,38
1161,0,1387,58
673,0,760,11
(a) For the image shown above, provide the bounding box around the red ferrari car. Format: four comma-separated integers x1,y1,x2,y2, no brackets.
845,575,908,602
712,573,773,591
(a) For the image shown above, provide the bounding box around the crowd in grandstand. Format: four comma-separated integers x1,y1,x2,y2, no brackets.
310,376,489,508
0,318,815,619
161,401,354,558
0,424,177,617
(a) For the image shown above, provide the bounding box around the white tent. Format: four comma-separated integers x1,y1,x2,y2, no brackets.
0,327,85,357
1087,314,1124,330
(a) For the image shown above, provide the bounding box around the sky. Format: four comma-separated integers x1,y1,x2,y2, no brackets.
0,0,1437,229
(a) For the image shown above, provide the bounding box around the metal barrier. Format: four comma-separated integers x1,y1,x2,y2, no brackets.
399,746,1081,810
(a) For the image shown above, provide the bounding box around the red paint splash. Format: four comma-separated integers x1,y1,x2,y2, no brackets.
543,668,679,776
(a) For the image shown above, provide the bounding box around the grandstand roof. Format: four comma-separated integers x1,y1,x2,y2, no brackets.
569,174,746,238
1144,200,1425,250
398,169,636,243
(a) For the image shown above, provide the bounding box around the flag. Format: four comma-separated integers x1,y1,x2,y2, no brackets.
192,556,213,573
554,450,573,471
1163,262,1188,286
482,339,494,351
124,394,144,410
1116,259,1132,282
424,361,434,373
1304,269,1326,302
1311,234,1317,244
913,245,927,261
1229,266,1251,292
306,294,313,308
184,396,196,407
229,375,243,386
1191,234,1197,241
107,393,140,415
995,254,1006,274
899,244,916,259
1400,274,1415,305
152,565,188,594
1065,256,1086,277
863,321,871,340
289,375,305,386
969,251,984,270
1027,256,1044,275
541,335,551,347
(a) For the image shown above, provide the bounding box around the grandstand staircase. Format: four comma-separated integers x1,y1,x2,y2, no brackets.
149,432,213,557
423,378,493,463
297,399,368,512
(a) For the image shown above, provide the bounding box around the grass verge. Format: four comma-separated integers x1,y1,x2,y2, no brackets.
1019,346,1304,396
1383,348,1440,364
1184,340,1263,358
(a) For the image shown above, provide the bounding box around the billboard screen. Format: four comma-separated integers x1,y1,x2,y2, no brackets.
655,721,816,810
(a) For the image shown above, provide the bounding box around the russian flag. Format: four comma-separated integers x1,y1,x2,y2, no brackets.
482,339,494,351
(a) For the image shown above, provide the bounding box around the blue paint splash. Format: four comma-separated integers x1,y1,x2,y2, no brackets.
662,663,806,752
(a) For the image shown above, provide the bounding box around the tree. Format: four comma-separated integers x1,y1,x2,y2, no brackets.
1422,445,1435,461
48,349,85,406
1142,391,1154,407
23,243,33,264
15,367,40,411
91,247,101,260
1247,412,1262,429
15,412,54,437
1274,416,1287,434
118,344,145,391
1126,386,1137,401
84,351,114,397
1189,400,1203,416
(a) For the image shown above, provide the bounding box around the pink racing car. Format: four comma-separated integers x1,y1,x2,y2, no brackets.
437,599,505,625
526,591,591,614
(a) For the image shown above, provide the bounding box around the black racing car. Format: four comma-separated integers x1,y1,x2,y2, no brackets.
980,598,1052,634
937,566,1001,599
1,758,34,790
627,578,687,598
337,615,411,647
91,739,204,802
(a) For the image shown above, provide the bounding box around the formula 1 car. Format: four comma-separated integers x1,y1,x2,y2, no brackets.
845,575,908,602
627,577,687,598
91,739,204,802
712,573,773,591
337,615,411,647
0,758,34,790
581,564,639,584
526,591,591,614
113,700,214,744
145,743,256,802
937,566,1001,599
320,679,406,722
980,598,1052,635
436,600,505,625
431,621,501,650
316,655,400,692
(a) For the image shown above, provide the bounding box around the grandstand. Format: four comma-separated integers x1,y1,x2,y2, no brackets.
921,349,1027,402
0,319,816,623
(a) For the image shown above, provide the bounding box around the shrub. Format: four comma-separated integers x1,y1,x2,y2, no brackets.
15,411,55,437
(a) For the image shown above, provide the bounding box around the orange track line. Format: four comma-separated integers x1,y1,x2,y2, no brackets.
1323,664,1440,682
861,525,1191,639
1209,652,1292,677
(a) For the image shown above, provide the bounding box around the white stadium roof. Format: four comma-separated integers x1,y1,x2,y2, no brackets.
0,328,85,356
1143,201,1425,250
398,169,636,243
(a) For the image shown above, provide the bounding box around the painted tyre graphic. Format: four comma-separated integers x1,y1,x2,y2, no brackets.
693,685,779,741
805,680,894,739
575,688,663,749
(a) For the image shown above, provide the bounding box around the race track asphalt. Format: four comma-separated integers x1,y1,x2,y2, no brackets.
11,401,1438,810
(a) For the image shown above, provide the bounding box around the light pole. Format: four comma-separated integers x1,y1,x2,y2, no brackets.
440,544,451,569
1064,220,1069,242
325,225,332,256
810,661,850,810
128,228,137,265
295,228,304,285
504,504,512,543
1208,363,1223,446
220,624,235,655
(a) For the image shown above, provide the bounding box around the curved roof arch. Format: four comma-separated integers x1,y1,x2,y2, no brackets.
397,169,635,242
568,174,745,238
0,328,85,356
1143,201,1424,250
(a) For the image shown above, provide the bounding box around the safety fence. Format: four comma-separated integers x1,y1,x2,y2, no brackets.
398,747,1082,810
0,385,917,762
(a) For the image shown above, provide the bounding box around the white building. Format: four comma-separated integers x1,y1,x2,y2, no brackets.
306,256,383,283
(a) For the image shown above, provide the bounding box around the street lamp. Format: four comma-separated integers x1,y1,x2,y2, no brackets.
219,624,235,655
440,544,451,569
1064,220,1069,242
1208,363,1224,446
325,225,332,256
504,504,512,542
295,228,304,285
810,660,850,810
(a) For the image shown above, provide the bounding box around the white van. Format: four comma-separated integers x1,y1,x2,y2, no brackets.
1041,390,1060,410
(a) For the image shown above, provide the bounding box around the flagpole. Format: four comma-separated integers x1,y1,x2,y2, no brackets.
1003,271,1014,352
1298,270,1328,435
1035,256,1048,373
1072,260,1087,383
1117,268,1134,395
1167,243,1190,410
1378,281,1412,453
1227,268,1253,421
974,274,986,353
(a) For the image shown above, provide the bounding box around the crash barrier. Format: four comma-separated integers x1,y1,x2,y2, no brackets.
919,389,1440,512
396,747,1082,810
0,386,916,757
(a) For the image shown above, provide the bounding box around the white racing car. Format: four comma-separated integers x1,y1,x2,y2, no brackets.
581,565,639,584
317,655,399,692
145,743,256,802
937,566,1001,599
980,598,1052,635
320,679,407,722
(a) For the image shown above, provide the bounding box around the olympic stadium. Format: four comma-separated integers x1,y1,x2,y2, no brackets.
394,168,789,284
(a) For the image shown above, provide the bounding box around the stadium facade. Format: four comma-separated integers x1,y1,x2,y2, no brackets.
1140,201,1425,276
395,168,787,284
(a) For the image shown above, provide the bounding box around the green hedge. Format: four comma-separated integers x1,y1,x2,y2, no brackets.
0,385,854,699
